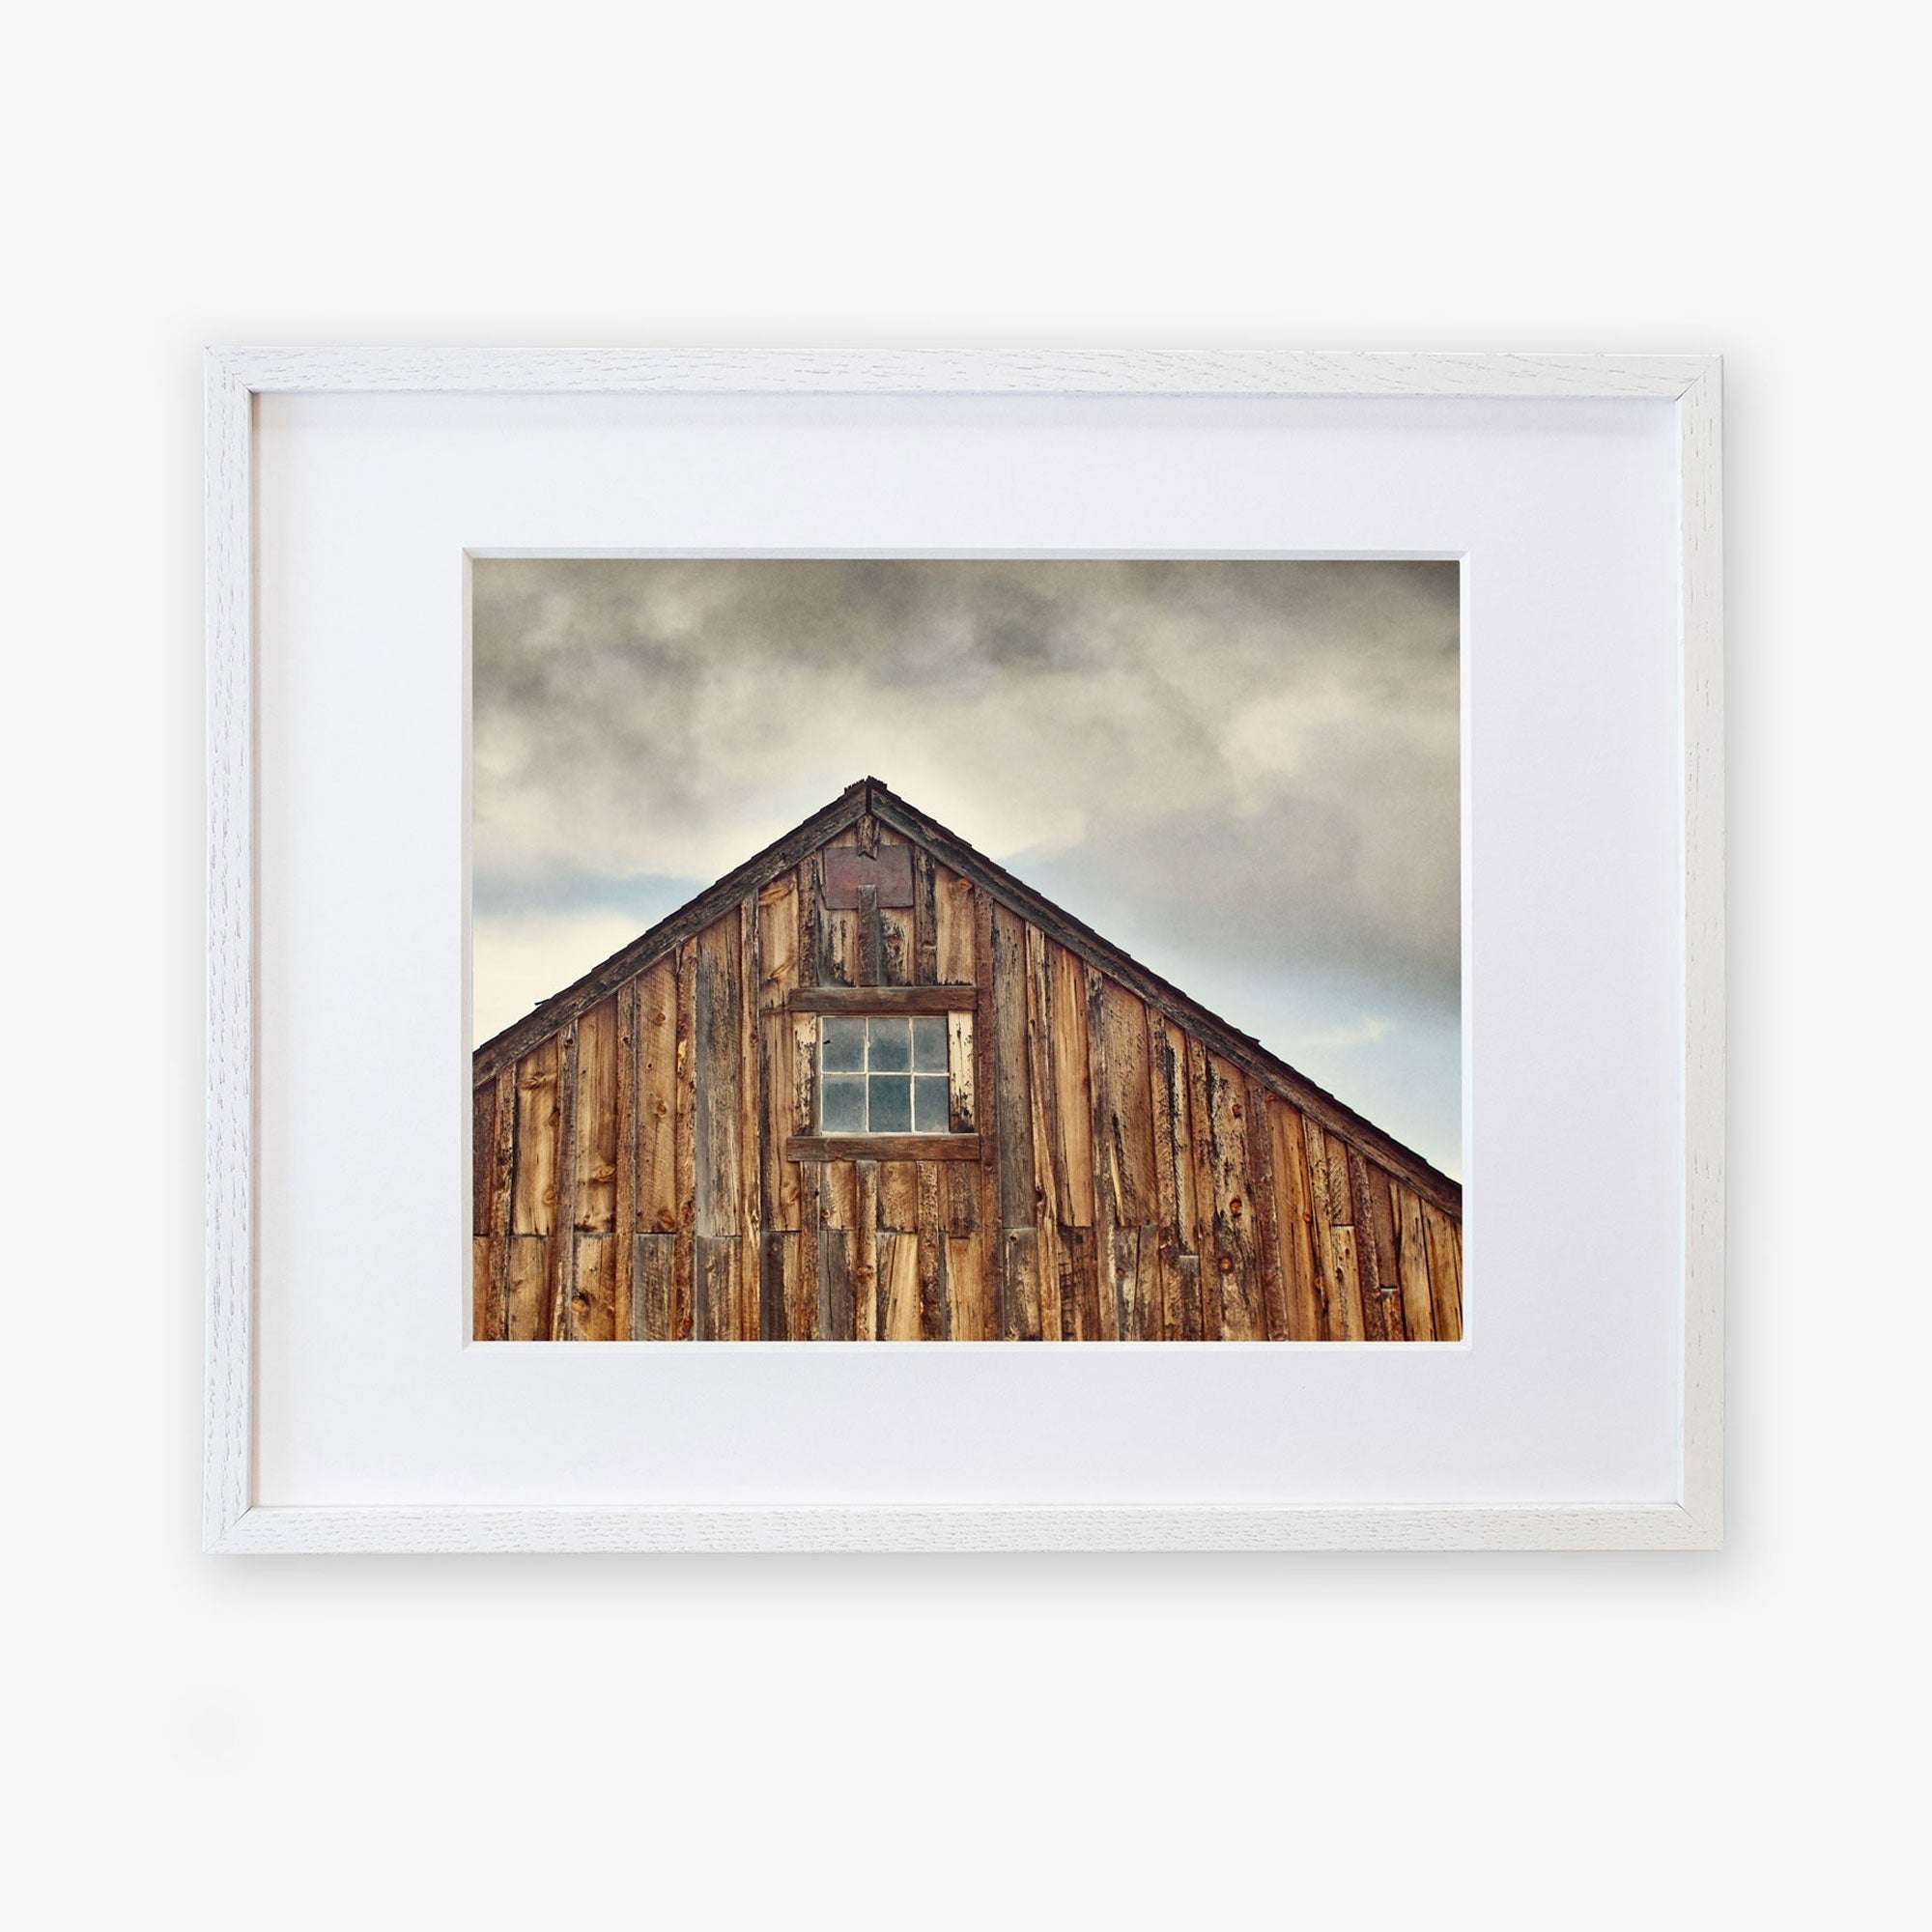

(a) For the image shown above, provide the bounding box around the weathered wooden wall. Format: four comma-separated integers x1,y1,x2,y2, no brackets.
472,810,1462,1341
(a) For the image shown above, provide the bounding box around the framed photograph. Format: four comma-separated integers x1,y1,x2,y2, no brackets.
205,348,1721,1551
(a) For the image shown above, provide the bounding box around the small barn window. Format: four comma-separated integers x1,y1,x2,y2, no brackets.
820,1014,952,1134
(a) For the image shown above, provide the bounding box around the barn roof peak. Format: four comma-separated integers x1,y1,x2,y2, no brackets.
472,776,1460,1209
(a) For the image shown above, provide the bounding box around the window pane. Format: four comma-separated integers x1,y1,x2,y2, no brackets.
821,1017,865,1073
867,1074,912,1133
913,1075,951,1133
867,1017,911,1071
821,1075,866,1133
911,1015,948,1071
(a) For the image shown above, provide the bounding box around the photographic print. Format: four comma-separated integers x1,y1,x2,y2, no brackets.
470,558,1461,1343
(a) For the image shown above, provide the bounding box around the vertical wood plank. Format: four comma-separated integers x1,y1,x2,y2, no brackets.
791,1011,819,1142
510,1037,559,1236
692,913,742,1248
1084,964,1121,1340
695,1235,737,1341
1422,1201,1463,1342
947,1010,977,1131
878,1229,920,1340
1097,982,1157,1226
911,847,939,985
506,1236,548,1340
634,1232,674,1341
973,884,1003,1332
879,1161,920,1232
798,852,829,989
612,979,639,1341
1002,1227,1041,1342
471,1238,493,1344
670,940,697,1339
571,994,619,1235
989,903,1036,1238
546,1021,581,1339
1023,924,1062,1225
1352,1151,1406,1342
933,866,975,983
824,824,858,984
791,993,820,1339
946,1230,991,1339
1112,1226,1158,1343
1048,943,1095,1227
1021,927,1064,1343
472,1082,497,1238
874,821,908,976
854,1160,881,1340
483,1068,516,1342
1394,1182,1436,1343
750,885,788,1337
1175,1254,1203,1344
946,1161,980,1235
827,917,856,987
1055,1224,1101,1340
1329,1226,1362,1339
818,1227,856,1340
917,1162,948,1339
758,877,801,1237
1324,1138,1384,1340
757,875,798,1009
880,907,912,984
1270,1100,1324,1341
570,1234,617,1341
1246,1077,1290,1340
737,894,761,1339
1095,978,1156,1337
1183,1035,1222,1340
758,1230,795,1340
856,882,883,986
669,1234,695,1341
812,1158,851,1232
637,958,678,1233
1148,1018,1196,1340
1302,1118,1364,1340
794,1162,822,1342
1204,1051,1262,1340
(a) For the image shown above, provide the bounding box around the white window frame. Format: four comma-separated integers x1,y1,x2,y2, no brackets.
817,1012,955,1135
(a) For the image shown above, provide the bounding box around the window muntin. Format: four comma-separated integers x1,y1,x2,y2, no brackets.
820,1014,952,1134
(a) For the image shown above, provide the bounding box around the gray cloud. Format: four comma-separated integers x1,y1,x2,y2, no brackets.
472,557,1460,1006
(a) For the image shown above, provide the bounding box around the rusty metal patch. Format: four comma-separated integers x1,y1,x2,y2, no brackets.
822,844,914,909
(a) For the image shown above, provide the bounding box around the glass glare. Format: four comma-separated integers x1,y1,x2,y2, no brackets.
912,1015,947,1070
913,1075,950,1132
820,1016,865,1072
820,1075,866,1133
867,1017,911,1071
867,1075,912,1133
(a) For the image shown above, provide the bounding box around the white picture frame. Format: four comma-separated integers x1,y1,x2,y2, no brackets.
205,348,1721,1553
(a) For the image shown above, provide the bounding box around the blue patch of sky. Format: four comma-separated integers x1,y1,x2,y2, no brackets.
473,868,701,929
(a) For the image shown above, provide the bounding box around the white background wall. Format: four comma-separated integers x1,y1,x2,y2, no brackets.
6,4,1922,1925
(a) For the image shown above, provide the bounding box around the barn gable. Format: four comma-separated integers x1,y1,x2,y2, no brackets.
472,778,1461,1344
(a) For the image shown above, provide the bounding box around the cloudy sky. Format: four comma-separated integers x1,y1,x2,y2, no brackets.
472,558,1461,1175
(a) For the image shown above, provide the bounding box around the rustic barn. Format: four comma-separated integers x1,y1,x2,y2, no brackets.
471,779,1462,1342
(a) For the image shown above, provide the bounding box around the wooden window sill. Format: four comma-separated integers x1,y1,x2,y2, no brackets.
785,1133,982,1163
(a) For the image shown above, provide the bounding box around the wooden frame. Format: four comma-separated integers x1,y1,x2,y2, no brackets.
206,348,1721,1552
787,986,978,1014
786,1134,982,1165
